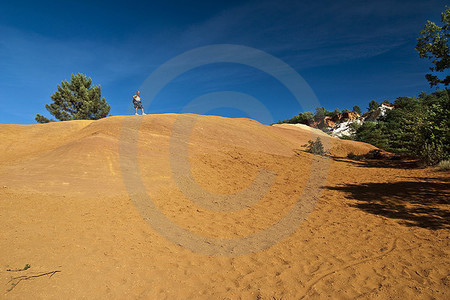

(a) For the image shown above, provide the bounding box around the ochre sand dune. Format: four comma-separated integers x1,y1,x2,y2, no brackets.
0,114,448,299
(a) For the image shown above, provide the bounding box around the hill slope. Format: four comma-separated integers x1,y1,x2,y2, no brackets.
0,114,448,299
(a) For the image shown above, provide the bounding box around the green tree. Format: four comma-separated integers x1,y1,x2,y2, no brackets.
382,96,420,155
354,90,449,165
415,90,450,164
331,108,341,118
368,100,380,112
354,121,390,150
303,111,314,123
35,73,110,123
314,107,325,119
352,105,362,114
314,107,332,120
275,111,314,125
416,7,450,87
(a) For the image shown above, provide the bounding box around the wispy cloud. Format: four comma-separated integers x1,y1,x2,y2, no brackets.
0,0,438,91
173,0,440,69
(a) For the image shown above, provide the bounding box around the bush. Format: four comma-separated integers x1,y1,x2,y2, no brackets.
304,137,326,156
365,149,384,159
347,152,357,159
339,135,356,141
321,127,332,135
419,142,445,166
276,111,314,125
437,160,450,171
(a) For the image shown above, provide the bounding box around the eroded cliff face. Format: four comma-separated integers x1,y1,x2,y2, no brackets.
307,104,394,137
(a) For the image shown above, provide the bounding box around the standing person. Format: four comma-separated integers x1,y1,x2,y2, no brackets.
133,91,146,115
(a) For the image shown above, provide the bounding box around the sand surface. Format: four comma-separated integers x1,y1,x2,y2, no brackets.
0,114,449,299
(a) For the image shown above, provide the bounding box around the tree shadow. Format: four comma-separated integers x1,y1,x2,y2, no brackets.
327,177,450,230
332,157,421,169
402,176,450,183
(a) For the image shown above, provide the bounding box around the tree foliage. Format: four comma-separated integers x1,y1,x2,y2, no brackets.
352,105,361,114
331,108,341,118
314,107,333,120
416,7,450,87
354,90,449,164
276,111,314,125
35,73,110,123
304,137,326,156
368,100,380,112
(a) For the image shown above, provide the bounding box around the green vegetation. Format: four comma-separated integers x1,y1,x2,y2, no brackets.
277,8,449,166
279,89,449,165
438,160,450,171
346,149,387,160
6,264,31,272
276,104,364,126
347,152,357,159
304,137,326,156
416,7,450,87
313,107,328,120
352,105,361,114
276,107,350,125
276,111,314,124
332,108,341,118
368,100,380,112
35,73,110,123
353,90,449,165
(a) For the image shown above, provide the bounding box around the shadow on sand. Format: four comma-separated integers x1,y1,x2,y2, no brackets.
332,157,420,169
327,177,450,230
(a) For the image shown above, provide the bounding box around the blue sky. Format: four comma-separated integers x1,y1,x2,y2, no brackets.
0,0,447,124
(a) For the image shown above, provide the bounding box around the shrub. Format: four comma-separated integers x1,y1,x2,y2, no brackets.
437,160,450,171
419,142,445,166
347,152,357,159
365,149,384,159
321,127,332,135
339,135,356,141
304,137,326,156
276,111,314,125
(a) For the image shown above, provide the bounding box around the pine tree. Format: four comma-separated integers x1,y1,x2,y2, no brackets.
35,73,110,123
368,100,380,112
352,105,361,114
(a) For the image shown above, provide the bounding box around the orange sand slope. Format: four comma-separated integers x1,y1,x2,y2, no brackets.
0,114,448,299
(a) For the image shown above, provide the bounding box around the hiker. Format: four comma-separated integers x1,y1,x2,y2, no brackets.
133,91,146,115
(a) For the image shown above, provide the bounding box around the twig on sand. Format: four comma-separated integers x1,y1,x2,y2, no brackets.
6,270,61,292
6,264,31,272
